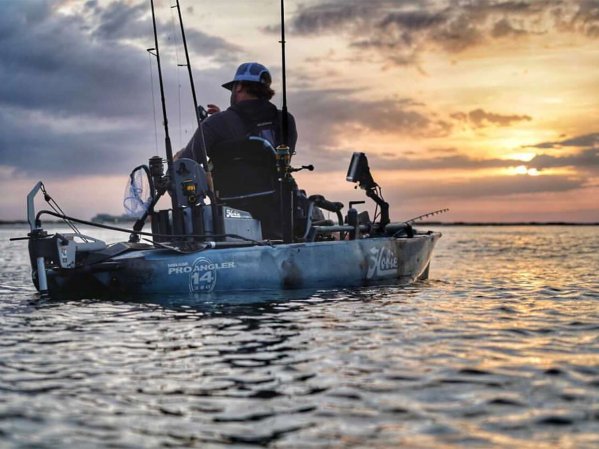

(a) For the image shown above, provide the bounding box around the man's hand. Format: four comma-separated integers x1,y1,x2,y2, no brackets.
207,104,221,115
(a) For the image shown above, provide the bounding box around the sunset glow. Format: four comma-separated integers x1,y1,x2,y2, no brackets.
0,0,598,222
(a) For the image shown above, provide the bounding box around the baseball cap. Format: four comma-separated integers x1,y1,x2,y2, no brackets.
222,62,272,90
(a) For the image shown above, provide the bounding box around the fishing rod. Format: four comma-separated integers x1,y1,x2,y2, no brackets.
405,208,450,224
149,0,183,233
171,0,220,236
277,0,294,243
171,0,210,173
279,0,289,150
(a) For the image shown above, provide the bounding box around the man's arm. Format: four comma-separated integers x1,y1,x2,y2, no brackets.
175,117,220,161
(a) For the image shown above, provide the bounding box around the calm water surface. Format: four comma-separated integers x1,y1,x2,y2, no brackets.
1,225,598,448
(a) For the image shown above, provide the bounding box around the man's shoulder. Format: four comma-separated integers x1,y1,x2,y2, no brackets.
205,108,238,122
203,108,242,129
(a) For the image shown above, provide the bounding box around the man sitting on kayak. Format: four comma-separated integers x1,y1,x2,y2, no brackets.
175,62,308,240
176,62,297,160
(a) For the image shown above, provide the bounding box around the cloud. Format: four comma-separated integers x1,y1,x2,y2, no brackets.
451,108,532,128
0,106,152,178
300,131,599,177
529,149,599,175
91,0,148,41
560,0,599,37
289,89,452,155
524,131,599,176
283,0,599,66
284,1,378,35
386,173,586,200
0,1,240,177
0,1,238,118
491,17,530,38
185,29,242,59
528,132,599,149
360,131,599,179
91,0,241,56
297,141,525,173
369,132,599,174
366,152,508,172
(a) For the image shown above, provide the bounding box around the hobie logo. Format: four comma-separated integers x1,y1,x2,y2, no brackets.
225,208,242,219
367,246,398,279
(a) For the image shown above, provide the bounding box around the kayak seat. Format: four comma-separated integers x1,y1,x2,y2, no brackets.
211,137,278,200
210,137,282,239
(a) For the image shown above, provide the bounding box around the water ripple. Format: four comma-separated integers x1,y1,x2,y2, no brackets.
1,225,599,448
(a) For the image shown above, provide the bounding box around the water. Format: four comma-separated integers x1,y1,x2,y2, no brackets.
1,224,598,448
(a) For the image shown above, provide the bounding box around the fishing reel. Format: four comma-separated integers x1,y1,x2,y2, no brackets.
148,156,168,194
146,155,210,207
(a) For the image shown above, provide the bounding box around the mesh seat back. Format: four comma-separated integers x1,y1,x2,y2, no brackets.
211,138,278,200
211,138,282,239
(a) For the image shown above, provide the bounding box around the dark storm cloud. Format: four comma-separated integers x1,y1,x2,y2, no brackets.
281,0,598,65
451,108,532,128
92,0,147,41
92,0,240,55
0,0,240,177
0,107,152,178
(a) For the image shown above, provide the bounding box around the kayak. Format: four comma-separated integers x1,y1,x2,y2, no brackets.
22,147,442,300
26,223,439,298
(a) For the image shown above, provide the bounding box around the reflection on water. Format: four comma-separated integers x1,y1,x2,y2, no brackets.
1,225,598,448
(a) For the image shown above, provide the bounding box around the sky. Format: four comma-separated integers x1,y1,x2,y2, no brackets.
0,0,598,223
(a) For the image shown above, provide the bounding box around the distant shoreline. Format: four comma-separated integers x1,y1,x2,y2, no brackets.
418,222,599,226
2,220,597,227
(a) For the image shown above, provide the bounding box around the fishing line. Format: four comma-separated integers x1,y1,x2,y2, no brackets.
169,4,184,149
39,184,87,241
147,51,159,154
34,210,270,246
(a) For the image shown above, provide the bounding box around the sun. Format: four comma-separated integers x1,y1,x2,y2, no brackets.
510,165,541,176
